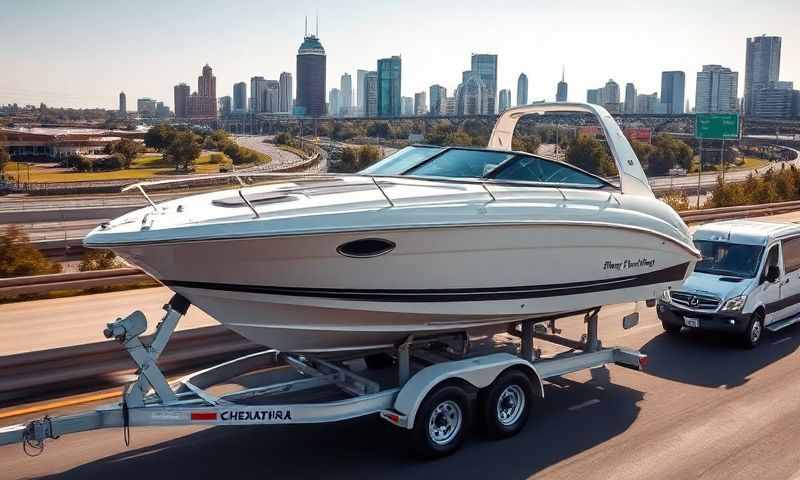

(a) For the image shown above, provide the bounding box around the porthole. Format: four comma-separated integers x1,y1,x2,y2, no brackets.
337,238,396,258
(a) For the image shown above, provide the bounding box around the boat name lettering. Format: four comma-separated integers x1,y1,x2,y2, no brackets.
220,410,292,421
603,258,655,271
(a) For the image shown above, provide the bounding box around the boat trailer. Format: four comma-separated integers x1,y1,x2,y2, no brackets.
0,294,647,458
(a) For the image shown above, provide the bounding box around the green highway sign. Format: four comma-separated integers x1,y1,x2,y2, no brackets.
695,113,740,140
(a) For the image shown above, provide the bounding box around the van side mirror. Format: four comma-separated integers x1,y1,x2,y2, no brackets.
765,265,780,283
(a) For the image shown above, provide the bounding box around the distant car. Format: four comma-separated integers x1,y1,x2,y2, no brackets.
668,167,687,176
658,220,800,348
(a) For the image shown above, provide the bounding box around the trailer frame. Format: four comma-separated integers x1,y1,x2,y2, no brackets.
0,294,647,458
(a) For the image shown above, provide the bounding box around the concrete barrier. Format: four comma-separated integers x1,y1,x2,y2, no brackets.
0,205,137,224
0,268,152,298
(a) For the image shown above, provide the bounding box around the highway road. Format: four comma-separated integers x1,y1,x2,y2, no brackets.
3,211,800,478
232,135,307,171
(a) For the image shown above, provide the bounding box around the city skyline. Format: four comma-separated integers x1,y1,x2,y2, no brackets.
1,0,799,110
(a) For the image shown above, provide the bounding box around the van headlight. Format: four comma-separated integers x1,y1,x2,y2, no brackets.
660,289,671,303
721,295,746,312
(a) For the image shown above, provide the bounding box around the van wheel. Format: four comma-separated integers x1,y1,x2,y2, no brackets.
411,384,470,459
740,311,764,349
478,370,533,439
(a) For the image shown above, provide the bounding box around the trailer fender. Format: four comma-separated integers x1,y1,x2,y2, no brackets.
387,353,543,429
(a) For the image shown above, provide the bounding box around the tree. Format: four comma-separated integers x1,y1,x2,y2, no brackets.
366,122,392,138
0,146,9,179
165,131,201,171
79,249,122,271
0,226,62,278
144,124,177,151
512,135,542,155
565,136,616,177
110,138,141,168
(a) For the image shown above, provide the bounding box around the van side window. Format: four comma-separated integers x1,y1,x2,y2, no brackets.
762,245,780,281
782,237,800,273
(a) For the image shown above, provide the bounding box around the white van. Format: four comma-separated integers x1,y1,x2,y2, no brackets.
657,220,800,348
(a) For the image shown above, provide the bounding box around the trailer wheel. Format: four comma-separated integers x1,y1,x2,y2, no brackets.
411,384,470,458
478,370,533,439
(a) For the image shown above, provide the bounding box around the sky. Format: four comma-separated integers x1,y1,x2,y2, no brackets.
1,0,798,110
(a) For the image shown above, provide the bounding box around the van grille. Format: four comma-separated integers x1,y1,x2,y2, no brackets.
670,291,720,310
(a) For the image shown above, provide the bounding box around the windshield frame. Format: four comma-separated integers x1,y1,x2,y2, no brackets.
692,240,765,279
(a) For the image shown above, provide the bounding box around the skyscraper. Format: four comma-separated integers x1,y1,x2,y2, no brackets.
173,83,190,118
137,98,157,116
556,67,568,102
753,81,797,119
233,82,247,113
279,72,293,113
296,23,326,117
660,71,686,114
587,88,603,105
119,92,126,114
377,56,401,117
516,73,528,106
265,80,280,113
365,71,378,117
329,88,340,117
456,71,488,116
340,73,352,115
471,54,498,114
603,79,620,104
414,91,427,116
429,85,446,115
695,65,739,114
198,64,216,98
250,76,267,113
356,69,368,115
624,83,637,113
499,89,512,111
744,35,781,115
401,96,414,116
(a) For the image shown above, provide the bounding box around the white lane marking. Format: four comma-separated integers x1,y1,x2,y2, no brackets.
772,336,793,345
568,399,601,411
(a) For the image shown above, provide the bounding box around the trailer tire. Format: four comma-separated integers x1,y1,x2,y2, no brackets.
411,384,470,459
478,370,533,439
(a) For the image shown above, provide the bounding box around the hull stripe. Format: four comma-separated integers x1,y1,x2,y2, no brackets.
162,263,690,303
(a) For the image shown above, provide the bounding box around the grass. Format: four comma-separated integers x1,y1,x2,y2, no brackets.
684,155,772,176
2,150,269,184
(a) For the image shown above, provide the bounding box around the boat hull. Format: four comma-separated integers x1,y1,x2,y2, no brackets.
112,222,696,352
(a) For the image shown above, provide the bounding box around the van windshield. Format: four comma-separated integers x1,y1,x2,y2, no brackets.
693,240,764,278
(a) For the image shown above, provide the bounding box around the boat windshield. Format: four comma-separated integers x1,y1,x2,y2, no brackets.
360,146,444,175
359,145,611,188
693,240,764,278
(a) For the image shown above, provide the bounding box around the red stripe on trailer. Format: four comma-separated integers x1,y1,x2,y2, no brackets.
191,412,217,421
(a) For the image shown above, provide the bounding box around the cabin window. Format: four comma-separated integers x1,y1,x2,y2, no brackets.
491,157,605,187
337,238,396,258
405,149,515,178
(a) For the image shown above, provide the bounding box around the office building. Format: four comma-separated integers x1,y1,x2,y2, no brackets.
264,80,280,113
137,97,157,116
695,65,739,113
556,67,568,102
429,84,446,115
356,69,368,115
340,73,352,115
661,71,685,114
173,83,190,118
296,27,326,117
233,82,247,113
471,54,498,113
603,79,620,104
329,88,340,117
587,88,603,105
516,73,528,106
499,89,512,111
377,56,402,117
118,92,126,114
753,81,797,118
624,83,637,113
155,102,170,118
250,76,267,113
365,71,378,117
635,93,665,114
456,70,488,115
744,35,781,115
445,96,457,116
185,64,217,120
401,96,414,116
279,72,292,113
414,91,427,116
218,96,231,117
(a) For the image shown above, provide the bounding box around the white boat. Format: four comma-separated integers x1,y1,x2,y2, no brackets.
85,103,700,353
